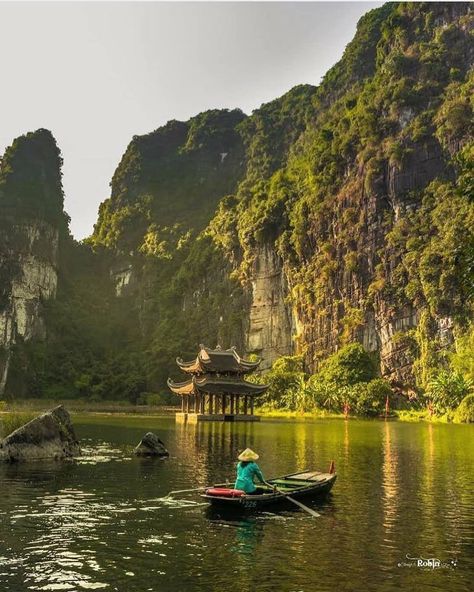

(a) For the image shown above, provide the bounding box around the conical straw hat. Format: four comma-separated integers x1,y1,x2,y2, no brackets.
238,448,259,461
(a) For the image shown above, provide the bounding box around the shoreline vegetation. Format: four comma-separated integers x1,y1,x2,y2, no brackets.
256,407,467,424
0,399,471,439
250,343,474,424
1,337,473,437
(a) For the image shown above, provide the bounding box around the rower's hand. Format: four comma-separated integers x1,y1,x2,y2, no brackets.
264,481,276,492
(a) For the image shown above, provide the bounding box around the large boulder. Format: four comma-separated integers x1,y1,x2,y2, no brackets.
0,405,81,462
134,432,169,457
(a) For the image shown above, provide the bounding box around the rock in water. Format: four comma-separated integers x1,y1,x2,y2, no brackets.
134,432,169,457
0,405,81,462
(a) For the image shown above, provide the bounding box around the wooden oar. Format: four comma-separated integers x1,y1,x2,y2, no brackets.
265,482,321,518
165,486,209,498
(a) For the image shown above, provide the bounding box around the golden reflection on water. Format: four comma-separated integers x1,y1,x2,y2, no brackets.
293,422,308,471
175,420,262,487
421,423,435,525
381,420,400,533
344,418,350,461
1,417,472,592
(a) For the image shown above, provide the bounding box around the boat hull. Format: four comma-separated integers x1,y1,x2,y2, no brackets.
201,470,337,511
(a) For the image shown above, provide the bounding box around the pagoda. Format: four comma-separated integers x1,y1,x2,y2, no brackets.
168,344,268,422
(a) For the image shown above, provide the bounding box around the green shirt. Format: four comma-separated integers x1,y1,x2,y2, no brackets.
234,461,265,493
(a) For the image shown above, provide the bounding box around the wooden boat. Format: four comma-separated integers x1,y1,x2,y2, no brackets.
201,469,337,510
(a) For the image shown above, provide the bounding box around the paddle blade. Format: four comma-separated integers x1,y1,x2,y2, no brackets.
285,495,321,518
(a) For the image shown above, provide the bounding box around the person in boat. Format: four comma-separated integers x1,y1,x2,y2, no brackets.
235,448,266,495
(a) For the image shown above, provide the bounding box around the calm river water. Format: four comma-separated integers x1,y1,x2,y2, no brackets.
0,416,473,592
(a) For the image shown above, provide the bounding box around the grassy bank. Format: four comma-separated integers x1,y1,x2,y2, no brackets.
255,406,347,420
256,406,464,423
0,400,178,438
0,412,37,438
0,400,469,427
0,398,177,416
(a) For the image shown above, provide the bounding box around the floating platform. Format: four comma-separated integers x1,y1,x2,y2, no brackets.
176,413,260,423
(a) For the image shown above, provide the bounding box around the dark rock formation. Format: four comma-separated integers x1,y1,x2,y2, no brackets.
0,405,81,462
0,129,66,396
134,432,169,457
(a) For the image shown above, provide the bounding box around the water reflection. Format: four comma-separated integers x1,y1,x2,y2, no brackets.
381,420,400,533
206,512,263,558
0,417,472,592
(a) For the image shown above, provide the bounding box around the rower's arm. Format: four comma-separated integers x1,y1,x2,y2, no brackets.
254,464,265,483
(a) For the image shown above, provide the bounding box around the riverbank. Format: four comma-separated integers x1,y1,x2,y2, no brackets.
255,406,462,423
0,400,466,424
0,399,176,416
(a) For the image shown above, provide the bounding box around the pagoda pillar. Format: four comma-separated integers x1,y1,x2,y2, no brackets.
230,394,235,415
250,397,254,416
243,396,248,415
222,394,227,415
235,394,240,415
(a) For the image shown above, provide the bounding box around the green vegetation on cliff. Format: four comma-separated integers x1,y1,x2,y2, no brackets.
209,2,474,390
92,109,246,252
1,3,473,410
0,129,66,224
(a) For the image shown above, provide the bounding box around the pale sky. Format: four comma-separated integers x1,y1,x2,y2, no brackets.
0,1,383,239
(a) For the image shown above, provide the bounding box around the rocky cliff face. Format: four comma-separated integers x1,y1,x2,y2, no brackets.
0,3,472,401
210,2,473,389
0,221,59,392
246,244,296,369
0,130,65,396
89,1,473,394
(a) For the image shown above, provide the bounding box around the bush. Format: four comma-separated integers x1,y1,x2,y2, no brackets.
309,379,341,411
280,375,316,412
349,379,392,416
451,326,474,383
426,370,473,413
261,347,393,416
258,356,306,408
308,375,392,416
317,343,377,387
454,394,474,423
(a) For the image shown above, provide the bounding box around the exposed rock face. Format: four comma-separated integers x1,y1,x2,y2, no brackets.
0,405,81,462
0,4,472,401
112,263,134,297
0,220,59,394
134,432,169,457
246,244,295,369
0,129,65,396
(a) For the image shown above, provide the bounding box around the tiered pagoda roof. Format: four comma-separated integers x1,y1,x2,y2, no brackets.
168,345,268,397
167,375,268,396
176,345,261,375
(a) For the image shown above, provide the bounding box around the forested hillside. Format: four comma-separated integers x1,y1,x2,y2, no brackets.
0,2,472,414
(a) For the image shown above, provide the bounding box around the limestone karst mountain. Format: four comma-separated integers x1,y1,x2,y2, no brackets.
0,2,472,401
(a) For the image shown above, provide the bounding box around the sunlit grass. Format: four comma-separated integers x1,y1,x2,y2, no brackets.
0,412,36,438
255,405,346,419
0,398,177,415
